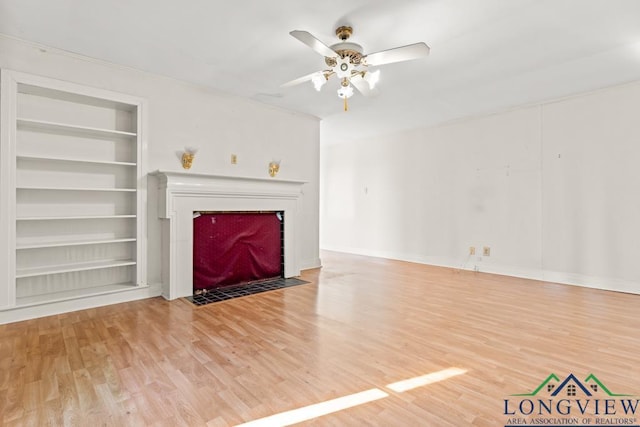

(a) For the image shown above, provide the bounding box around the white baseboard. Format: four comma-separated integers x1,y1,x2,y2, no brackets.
0,283,163,325
321,246,640,295
540,270,640,295
300,257,322,271
320,245,458,269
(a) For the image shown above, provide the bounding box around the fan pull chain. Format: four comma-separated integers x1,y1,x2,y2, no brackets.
344,96,348,112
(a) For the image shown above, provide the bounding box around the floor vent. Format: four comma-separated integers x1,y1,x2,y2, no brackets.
186,278,309,306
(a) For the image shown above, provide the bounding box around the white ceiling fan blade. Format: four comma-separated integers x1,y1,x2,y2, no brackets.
350,74,377,97
290,30,338,58
281,71,322,88
365,42,430,66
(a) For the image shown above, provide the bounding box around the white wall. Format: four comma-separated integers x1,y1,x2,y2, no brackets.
0,35,321,290
541,83,640,290
321,80,640,293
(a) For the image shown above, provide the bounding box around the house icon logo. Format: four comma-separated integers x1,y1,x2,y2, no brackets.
504,373,639,427
511,373,632,398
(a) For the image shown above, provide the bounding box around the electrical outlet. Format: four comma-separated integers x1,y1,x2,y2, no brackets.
231,154,237,164
469,246,475,255
483,246,491,257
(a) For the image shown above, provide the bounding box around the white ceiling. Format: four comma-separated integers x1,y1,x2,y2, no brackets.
2,0,640,144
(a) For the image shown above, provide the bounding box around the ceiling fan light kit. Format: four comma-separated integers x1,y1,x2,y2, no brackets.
311,72,327,91
283,26,430,111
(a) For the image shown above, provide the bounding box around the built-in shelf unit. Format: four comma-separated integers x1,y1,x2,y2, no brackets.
0,70,149,317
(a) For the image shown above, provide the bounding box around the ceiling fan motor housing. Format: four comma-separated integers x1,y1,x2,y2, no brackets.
325,42,364,68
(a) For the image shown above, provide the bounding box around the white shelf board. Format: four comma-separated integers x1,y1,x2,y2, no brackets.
15,282,140,308
17,238,136,250
17,186,137,192
16,259,137,278
17,118,137,138
17,215,137,221
17,155,136,167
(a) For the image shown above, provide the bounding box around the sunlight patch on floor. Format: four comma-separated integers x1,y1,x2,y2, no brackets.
235,367,466,426
386,367,468,392
235,389,389,427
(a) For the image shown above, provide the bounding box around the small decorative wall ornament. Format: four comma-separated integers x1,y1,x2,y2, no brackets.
181,147,198,170
269,160,281,177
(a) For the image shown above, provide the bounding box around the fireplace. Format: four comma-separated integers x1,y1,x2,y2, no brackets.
152,171,306,300
193,211,284,290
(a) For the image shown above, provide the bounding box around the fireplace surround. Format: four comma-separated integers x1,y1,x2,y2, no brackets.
152,171,306,300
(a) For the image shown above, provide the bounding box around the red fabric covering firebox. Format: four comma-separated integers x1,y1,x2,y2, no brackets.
193,212,283,290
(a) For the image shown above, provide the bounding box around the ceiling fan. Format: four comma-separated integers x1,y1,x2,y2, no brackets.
282,26,430,111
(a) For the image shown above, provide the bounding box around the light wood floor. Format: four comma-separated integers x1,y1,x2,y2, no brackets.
1,251,639,426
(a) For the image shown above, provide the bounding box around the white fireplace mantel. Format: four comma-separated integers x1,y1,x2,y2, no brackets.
151,170,307,300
